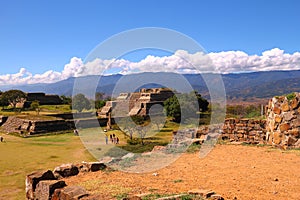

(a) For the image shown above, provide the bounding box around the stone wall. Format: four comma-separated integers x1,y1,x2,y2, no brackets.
265,93,300,149
218,93,300,149
221,118,266,144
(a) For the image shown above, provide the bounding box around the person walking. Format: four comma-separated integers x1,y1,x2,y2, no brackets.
105,135,108,144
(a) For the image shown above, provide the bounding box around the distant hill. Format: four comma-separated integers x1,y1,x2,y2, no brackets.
0,70,299,103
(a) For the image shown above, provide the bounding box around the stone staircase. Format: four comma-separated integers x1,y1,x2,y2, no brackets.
0,116,24,133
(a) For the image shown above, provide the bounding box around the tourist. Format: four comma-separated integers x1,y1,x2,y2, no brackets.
110,134,113,143
105,135,108,144
73,129,79,136
116,137,119,144
0,136,3,142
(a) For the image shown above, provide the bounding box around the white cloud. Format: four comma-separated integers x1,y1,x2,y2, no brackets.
0,48,300,85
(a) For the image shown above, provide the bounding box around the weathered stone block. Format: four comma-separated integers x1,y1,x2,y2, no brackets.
291,98,299,109
85,162,107,172
273,131,282,145
281,102,290,112
34,180,66,200
274,115,282,123
26,170,56,200
52,185,88,200
273,106,281,114
288,128,300,137
279,123,290,132
188,189,215,198
210,194,225,200
54,164,79,178
283,111,296,121
286,136,298,146
292,118,300,127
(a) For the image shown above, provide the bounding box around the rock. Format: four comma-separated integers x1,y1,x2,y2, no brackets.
273,106,281,114
188,189,215,198
291,98,299,109
292,118,300,127
52,185,88,200
141,152,152,156
77,162,107,173
75,163,90,173
281,102,290,112
279,123,290,132
273,132,282,145
288,128,300,137
34,180,66,200
88,162,107,172
294,139,300,148
26,170,56,200
122,153,135,160
286,136,298,146
54,164,79,178
283,111,296,121
156,194,189,200
210,194,225,200
101,156,114,164
274,115,282,123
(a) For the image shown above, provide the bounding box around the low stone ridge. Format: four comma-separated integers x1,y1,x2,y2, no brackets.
25,162,106,199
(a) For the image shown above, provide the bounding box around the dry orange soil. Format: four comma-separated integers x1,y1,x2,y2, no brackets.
66,144,300,200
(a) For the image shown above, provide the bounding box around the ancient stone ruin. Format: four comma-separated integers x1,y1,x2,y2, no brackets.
216,93,300,149
16,92,63,108
26,162,106,200
98,88,174,117
221,118,266,144
265,93,300,148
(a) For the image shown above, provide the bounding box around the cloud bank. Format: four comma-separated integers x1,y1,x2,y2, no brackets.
0,48,299,85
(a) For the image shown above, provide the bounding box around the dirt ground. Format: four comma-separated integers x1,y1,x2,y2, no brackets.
65,144,300,200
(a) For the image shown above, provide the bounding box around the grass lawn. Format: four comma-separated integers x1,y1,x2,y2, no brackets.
0,132,96,200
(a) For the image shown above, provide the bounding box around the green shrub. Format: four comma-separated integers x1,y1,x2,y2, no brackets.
286,92,296,101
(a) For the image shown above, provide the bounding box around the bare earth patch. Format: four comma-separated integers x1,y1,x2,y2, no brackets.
65,144,300,200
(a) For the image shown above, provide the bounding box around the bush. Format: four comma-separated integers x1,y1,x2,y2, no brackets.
286,92,296,101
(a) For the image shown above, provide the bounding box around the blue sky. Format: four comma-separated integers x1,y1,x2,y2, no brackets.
0,0,300,84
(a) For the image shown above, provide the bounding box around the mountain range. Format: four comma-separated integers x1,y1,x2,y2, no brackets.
1,70,299,103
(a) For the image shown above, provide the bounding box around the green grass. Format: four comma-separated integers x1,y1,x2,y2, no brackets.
186,143,201,153
39,104,72,113
0,132,96,200
78,179,132,198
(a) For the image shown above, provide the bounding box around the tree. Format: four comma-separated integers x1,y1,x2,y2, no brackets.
30,100,40,115
95,92,105,101
95,100,106,109
1,90,26,110
118,117,135,140
164,91,209,123
60,95,72,104
72,93,91,112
